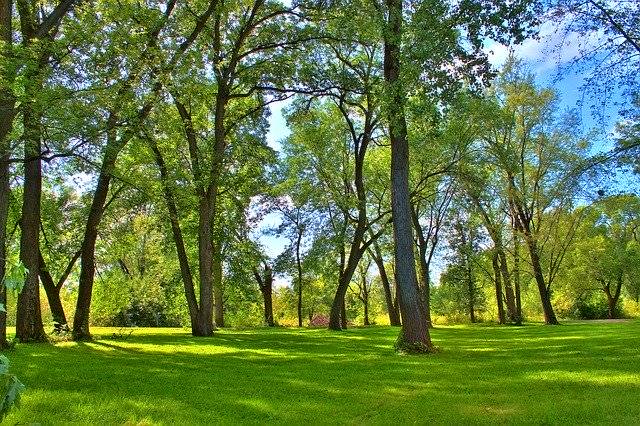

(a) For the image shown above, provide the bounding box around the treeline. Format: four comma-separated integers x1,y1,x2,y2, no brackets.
0,0,637,351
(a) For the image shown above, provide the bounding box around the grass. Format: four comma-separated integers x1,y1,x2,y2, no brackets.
3,320,640,424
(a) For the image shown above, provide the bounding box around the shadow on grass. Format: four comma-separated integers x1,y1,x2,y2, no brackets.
6,321,640,424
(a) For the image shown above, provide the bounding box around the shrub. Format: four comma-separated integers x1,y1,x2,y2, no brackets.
0,355,24,421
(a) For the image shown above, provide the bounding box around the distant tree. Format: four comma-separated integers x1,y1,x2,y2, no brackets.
253,262,275,327
469,62,589,324
564,195,640,318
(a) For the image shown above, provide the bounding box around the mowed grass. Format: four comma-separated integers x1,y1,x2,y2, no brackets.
4,321,640,424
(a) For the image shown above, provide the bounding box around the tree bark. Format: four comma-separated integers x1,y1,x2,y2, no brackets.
513,233,523,321
38,251,68,332
384,0,433,351
148,139,200,332
253,264,274,327
329,260,360,330
73,122,122,340
465,244,476,324
370,243,401,326
213,242,224,328
525,236,559,325
492,251,506,324
363,298,370,326
416,245,433,327
16,86,47,343
604,274,623,319
0,148,8,347
295,227,303,327
194,192,215,336
0,0,14,349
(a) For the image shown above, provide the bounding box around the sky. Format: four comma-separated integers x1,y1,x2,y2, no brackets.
254,20,629,287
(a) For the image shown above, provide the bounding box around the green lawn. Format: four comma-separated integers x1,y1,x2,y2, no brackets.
4,321,640,424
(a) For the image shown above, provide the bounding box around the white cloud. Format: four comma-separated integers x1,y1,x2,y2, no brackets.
484,20,603,73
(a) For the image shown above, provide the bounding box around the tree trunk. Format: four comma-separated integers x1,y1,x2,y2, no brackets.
340,299,347,329
0,0,13,349
498,250,519,324
525,236,559,325
38,252,68,332
492,251,506,324
295,228,303,327
606,293,617,319
72,127,122,340
194,193,215,336
513,233,523,321
148,139,200,332
16,93,47,343
604,275,623,319
466,258,476,324
0,149,8,347
258,265,274,327
370,245,401,326
417,247,433,327
363,298,370,326
384,0,433,352
213,242,224,328
329,265,359,330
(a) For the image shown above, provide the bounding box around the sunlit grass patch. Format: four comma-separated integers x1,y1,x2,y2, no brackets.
4,320,640,424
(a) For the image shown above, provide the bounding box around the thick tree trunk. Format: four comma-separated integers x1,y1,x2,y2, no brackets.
0,150,8,347
340,299,347,329
370,245,401,326
492,251,506,324
606,293,617,319
261,286,274,326
363,297,370,326
384,0,433,352
194,194,215,336
0,0,13,349
16,98,47,343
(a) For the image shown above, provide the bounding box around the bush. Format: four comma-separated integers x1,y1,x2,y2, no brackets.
110,300,183,327
0,355,24,421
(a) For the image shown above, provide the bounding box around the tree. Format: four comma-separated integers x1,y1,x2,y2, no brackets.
73,0,218,340
472,64,588,324
253,262,275,326
12,0,87,343
0,0,12,348
382,0,434,351
564,195,640,318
